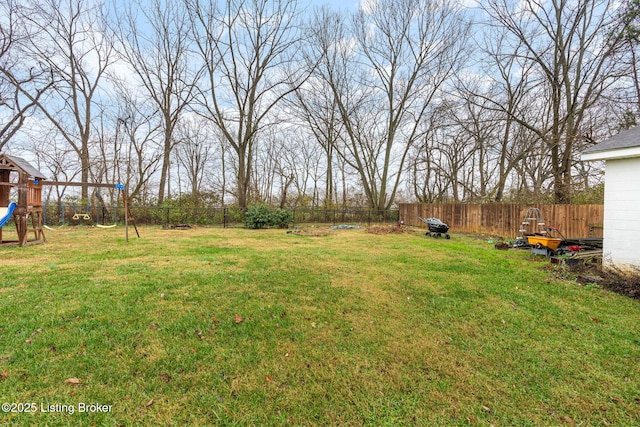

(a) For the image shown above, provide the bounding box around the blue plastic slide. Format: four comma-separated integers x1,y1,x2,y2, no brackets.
0,202,17,228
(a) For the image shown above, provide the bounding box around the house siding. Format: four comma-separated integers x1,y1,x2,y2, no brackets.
603,158,640,271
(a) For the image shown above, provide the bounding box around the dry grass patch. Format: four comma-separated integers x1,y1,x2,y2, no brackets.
366,224,417,234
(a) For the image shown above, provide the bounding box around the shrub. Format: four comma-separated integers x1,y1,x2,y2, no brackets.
245,204,292,229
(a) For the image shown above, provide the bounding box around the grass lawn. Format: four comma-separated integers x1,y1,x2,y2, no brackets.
0,225,638,426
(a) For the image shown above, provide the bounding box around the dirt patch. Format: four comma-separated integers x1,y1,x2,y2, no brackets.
597,269,640,299
162,224,193,230
286,229,331,237
550,261,640,300
366,225,415,235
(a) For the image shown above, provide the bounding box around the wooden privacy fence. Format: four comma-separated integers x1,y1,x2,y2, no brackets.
399,203,604,239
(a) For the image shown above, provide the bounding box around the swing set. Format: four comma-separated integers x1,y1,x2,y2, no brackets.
46,186,121,227
0,153,139,247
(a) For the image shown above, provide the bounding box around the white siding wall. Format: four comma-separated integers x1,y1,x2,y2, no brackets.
603,158,640,270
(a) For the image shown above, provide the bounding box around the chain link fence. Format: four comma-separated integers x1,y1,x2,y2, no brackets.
41,203,400,228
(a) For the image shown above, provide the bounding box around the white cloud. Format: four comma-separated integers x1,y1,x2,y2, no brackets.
359,0,379,15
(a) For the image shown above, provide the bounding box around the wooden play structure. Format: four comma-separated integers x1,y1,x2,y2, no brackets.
0,153,139,247
0,154,46,246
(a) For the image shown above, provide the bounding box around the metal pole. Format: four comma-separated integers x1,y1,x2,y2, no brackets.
121,188,129,243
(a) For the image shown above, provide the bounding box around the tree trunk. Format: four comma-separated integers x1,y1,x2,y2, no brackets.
158,134,171,205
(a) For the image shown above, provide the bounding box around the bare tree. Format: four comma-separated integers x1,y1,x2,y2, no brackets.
111,85,164,204
289,130,325,207
252,127,281,204
15,0,114,200
173,117,213,205
437,104,486,202
409,103,469,202
208,131,231,207
610,0,640,124
186,0,307,209
0,0,53,151
290,78,342,208
409,129,452,203
113,0,198,205
479,0,630,203
311,0,469,211
453,81,536,202
290,16,345,208
34,135,81,206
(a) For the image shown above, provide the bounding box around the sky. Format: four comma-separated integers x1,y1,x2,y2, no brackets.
312,0,362,12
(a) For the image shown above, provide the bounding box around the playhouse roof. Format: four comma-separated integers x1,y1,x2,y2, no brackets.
582,126,640,161
0,154,47,179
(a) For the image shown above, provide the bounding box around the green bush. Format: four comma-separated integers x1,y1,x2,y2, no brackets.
244,204,292,229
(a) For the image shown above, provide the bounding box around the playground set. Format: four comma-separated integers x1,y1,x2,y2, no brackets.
0,153,138,247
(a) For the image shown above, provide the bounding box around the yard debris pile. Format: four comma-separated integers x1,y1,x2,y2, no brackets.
286,228,331,237
366,225,413,235
494,242,510,250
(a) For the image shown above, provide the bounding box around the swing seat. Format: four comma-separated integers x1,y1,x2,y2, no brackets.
43,224,65,231
96,223,116,229
72,213,91,220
